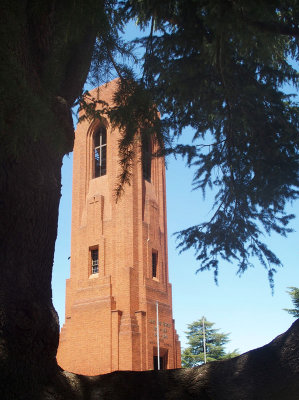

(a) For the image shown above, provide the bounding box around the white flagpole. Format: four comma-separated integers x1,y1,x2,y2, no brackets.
202,316,207,364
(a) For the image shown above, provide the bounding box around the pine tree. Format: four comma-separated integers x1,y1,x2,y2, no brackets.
181,317,239,367
87,0,299,288
284,287,299,318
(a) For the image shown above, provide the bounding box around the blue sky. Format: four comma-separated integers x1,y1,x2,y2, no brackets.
52,144,299,356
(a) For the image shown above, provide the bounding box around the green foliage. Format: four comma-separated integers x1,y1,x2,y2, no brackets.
284,287,299,318
181,317,239,367
82,0,299,287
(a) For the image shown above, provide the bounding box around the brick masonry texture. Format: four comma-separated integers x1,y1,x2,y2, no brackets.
56,80,181,375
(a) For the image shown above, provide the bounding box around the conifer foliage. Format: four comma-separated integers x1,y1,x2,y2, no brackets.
284,287,299,318
181,317,239,367
86,0,299,288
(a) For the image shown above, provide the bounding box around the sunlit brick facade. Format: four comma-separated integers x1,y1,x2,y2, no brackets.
56,80,181,375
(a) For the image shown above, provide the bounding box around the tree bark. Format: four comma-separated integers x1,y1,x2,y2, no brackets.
0,1,100,398
0,137,63,398
46,319,299,400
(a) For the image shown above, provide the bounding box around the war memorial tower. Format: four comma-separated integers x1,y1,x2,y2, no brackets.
57,80,181,375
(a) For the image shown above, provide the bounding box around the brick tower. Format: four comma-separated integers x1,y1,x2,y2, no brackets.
57,80,181,375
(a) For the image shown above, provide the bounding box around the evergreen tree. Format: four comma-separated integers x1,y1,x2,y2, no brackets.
85,0,299,288
284,287,299,318
181,317,239,367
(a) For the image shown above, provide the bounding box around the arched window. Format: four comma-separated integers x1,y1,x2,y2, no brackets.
94,126,107,178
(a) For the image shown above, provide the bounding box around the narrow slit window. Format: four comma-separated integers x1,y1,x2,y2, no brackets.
142,136,151,181
91,249,99,274
152,250,158,278
94,127,107,178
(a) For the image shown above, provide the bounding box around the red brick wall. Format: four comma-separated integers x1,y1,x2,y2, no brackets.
57,80,181,375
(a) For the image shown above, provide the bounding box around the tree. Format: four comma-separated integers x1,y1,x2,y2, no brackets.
181,317,239,367
0,1,110,398
0,0,298,398
284,287,299,318
104,0,299,289
78,0,299,287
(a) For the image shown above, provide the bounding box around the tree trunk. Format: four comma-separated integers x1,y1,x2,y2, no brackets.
0,1,100,398
0,137,63,398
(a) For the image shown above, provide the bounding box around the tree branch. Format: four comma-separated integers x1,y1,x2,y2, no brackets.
48,320,299,399
245,19,299,39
